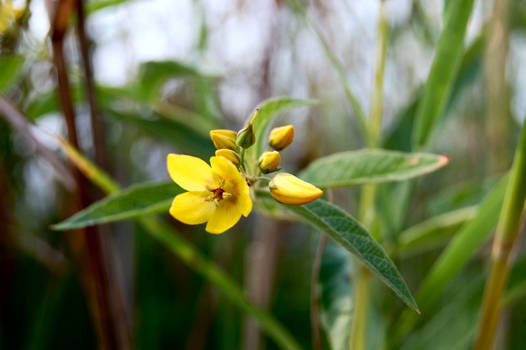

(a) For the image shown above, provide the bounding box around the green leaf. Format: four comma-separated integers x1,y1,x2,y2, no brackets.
107,109,214,158
299,149,449,188
319,241,353,350
384,32,484,153
399,272,482,350
393,175,508,342
257,191,419,312
136,60,203,102
246,97,317,171
427,177,495,216
397,206,478,257
25,87,85,120
87,0,132,13
412,0,475,148
0,55,24,93
53,182,180,230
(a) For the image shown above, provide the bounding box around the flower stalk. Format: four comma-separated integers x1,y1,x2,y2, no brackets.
350,2,388,349
474,119,526,350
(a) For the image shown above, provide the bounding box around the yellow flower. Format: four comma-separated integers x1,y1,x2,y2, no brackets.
269,173,323,205
269,125,294,150
0,1,24,34
167,154,252,234
210,129,239,151
258,151,281,174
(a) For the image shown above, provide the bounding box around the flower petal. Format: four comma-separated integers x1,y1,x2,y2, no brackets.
210,156,244,189
167,154,214,191
238,188,252,217
205,202,242,234
169,191,215,225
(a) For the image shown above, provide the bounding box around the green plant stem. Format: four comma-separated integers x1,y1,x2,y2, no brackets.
349,3,388,349
350,267,371,350
474,120,526,350
310,234,327,350
368,0,388,148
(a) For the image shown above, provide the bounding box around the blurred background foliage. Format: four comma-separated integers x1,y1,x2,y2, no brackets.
1,0,526,349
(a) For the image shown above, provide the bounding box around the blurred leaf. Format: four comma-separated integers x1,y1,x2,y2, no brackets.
24,87,85,120
445,34,485,115
384,33,484,152
401,255,526,350
417,177,506,305
257,191,419,312
400,272,482,350
397,206,478,256
394,176,508,342
25,90,59,119
246,97,317,172
53,182,179,230
379,181,412,238
319,241,353,350
383,97,419,152
136,60,203,102
412,0,475,148
0,55,24,93
154,100,217,137
191,76,221,124
87,0,132,13
107,109,214,157
427,177,495,216
299,150,449,188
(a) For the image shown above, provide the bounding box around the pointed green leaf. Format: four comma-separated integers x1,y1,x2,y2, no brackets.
412,0,475,148
246,97,317,171
53,182,180,230
299,149,449,188
257,191,419,312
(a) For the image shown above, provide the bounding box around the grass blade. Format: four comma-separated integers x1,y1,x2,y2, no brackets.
412,0,475,148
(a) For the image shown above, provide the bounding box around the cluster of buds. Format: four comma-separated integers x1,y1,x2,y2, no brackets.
209,109,322,206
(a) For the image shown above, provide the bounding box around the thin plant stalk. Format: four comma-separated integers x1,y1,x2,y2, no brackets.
474,120,526,350
310,234,327,350
287,0,370,144
349,2,388,349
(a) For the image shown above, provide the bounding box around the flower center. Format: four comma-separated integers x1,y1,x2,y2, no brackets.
206,180,232,205
211,187,226,201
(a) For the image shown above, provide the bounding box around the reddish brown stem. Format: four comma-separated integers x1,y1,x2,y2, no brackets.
75,0,107,170
51,32,120,350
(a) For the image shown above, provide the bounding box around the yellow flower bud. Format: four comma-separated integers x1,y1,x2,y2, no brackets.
268,125,294,150
210,129,239,151
215,149,241,166
258,151,281,174
269,173,323,205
